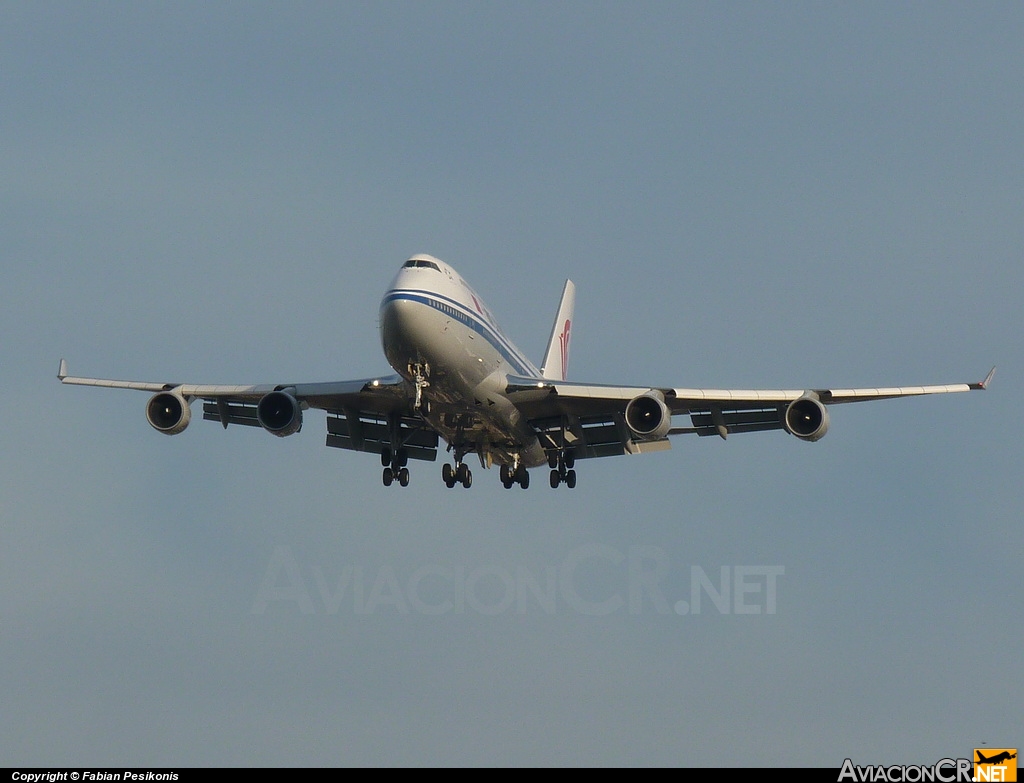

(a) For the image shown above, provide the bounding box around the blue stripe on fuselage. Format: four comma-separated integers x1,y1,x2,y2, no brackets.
382,289,537,377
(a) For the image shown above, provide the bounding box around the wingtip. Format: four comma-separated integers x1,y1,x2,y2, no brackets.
57,358,68,381
971,366,996,390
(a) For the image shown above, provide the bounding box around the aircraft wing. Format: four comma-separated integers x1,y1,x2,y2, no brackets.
505,368,993,457
58,359,411,411
57,359,439,461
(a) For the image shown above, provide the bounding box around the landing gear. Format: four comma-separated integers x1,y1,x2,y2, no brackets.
500,462,530,489
547,448,578,489
442,461,472,489
381,446,408,468
381,446,411,487
549,467,577,488
409,361,431,414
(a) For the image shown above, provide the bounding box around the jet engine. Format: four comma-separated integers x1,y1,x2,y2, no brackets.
257,390,303,437
624,390,672,441
146,390,192,435
784,394,830,442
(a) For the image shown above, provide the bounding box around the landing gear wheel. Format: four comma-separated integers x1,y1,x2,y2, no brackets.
381,447,391,467
382,467,394,486
398,467,410,487
461,469,473,489
502,479,514,489
395,448,408,468
455,463,469,484
565,469,576,489
550,469,560,488
500,464,512,484
547,452,558,469
564,450,575,470
442,463,455,488
513,465,530,489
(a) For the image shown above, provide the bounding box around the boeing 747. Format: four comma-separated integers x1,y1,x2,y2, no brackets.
59,254,993,489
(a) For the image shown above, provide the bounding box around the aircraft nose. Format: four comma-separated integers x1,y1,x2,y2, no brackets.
380,294,420,350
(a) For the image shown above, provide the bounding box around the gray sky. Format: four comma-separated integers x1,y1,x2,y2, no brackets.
2,1,1020,767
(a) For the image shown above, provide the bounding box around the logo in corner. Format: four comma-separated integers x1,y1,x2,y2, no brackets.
974,749,1017,782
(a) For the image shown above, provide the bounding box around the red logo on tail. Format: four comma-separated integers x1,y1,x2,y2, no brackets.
558,319,571,380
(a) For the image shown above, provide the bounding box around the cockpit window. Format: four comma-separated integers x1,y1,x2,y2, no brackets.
402,259,440,271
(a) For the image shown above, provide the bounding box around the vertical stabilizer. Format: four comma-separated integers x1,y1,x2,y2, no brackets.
540,279,576,381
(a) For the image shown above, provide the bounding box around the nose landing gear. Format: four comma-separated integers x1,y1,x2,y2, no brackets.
409,362,431,415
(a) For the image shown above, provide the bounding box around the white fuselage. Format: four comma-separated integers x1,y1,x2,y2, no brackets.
378,254,547,468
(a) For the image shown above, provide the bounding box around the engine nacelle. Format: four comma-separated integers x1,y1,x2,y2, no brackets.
784,394,830,442
624,390,672,441
257,390,303,437
146,390,192,435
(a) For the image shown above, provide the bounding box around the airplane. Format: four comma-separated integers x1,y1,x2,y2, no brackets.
976,751,1016,765
58,253,994,490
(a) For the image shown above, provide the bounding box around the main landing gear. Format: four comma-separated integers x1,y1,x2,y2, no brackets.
381,446,411,487
442,461,473,489
547,448,577,489
437,449,571,490
499,463,530,489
